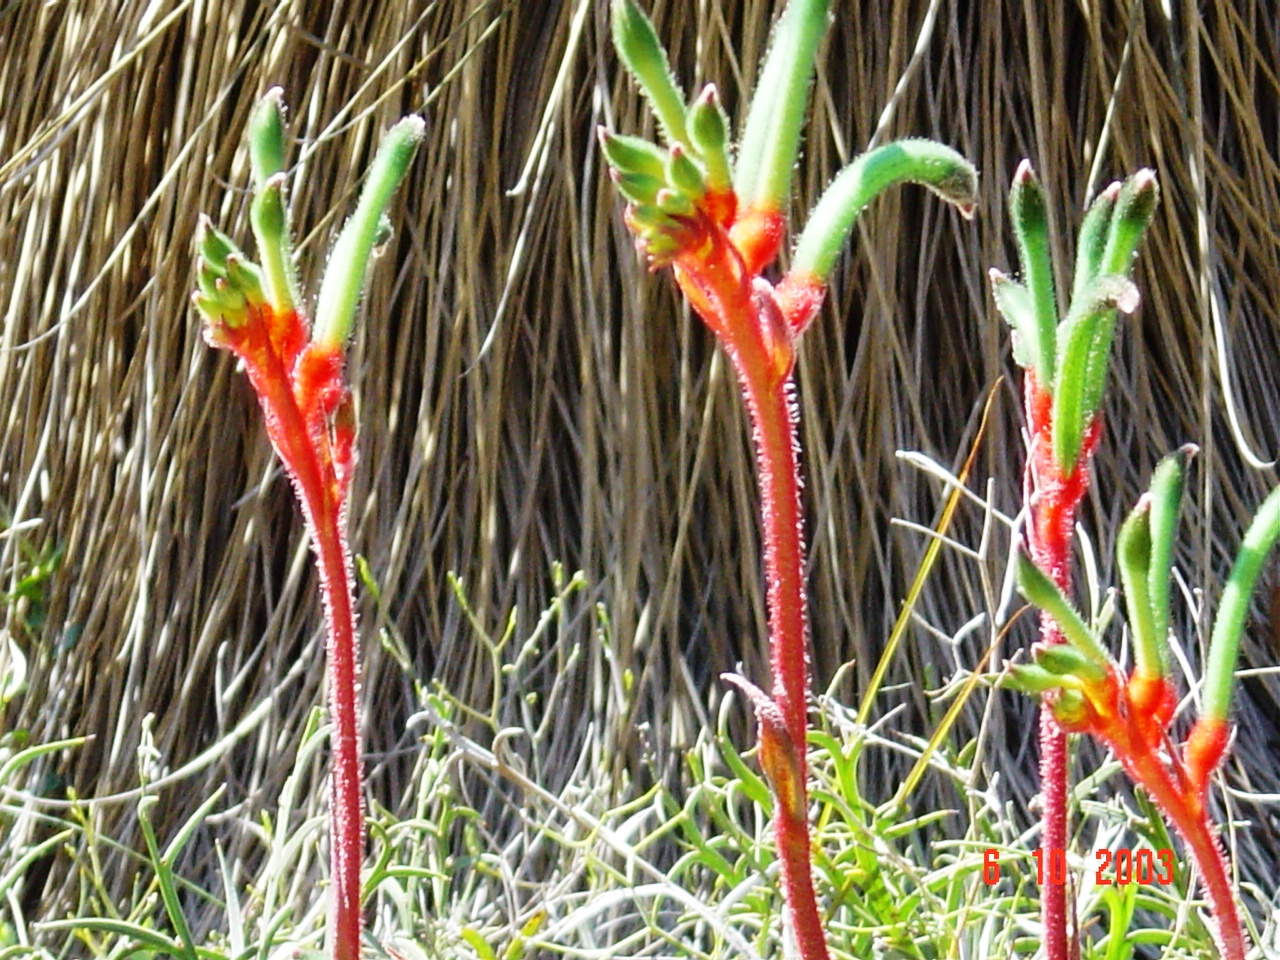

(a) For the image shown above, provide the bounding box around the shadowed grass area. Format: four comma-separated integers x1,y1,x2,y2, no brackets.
1,0,1279,949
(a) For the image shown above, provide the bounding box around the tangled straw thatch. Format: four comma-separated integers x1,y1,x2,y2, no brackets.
2,0,1279,932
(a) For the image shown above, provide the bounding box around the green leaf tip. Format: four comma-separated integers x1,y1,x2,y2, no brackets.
1009,159,1059,387
610,0,689,146
249,86,288,185
791,138,977,283
313,114,424,348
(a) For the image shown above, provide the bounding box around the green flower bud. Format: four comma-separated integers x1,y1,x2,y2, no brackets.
687,84,732,193
250,173,298,312
610,0,689,146
666,144,707,200
598,127,668,180
248,87,288,185
611,169,665,206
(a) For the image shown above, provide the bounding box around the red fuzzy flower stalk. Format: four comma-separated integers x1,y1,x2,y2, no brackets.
1009,441,1280,958
193,89,423,960
990,161,1160,960
604,3,976,958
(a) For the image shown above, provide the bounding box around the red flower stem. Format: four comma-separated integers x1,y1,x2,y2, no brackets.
1117,749,1246,960
1025,372,1093,960
240,321,364,960
740,362,829,960
306,500,363,960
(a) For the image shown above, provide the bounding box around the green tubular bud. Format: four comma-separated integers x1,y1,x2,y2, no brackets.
597,127,668,180
1051,273,1139,472
1100,168,1159,277
687,84,732,193
666,144,706,200
1071,181,1120,303
1009,160,1058,388
1204,483,1280,723
1052,688,1089,726
197,215,244,269
655,187,695,218
250,174,298,312
1117,494,1164,680
314,114,425,347
733,0,831,211
989,269,1038,371
610,0,689,146
248,87,288,185
1147,444,1195,665
627,202,672,232
1036,643,1108,686
1005,662,1078,696
1015,548,1113,667
223,255,267,307
791,139,977,285
612,169,665,206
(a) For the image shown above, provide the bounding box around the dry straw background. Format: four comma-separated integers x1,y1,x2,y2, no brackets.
2,0,1280,935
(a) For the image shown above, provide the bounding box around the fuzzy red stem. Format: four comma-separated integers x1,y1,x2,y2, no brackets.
1024,372,1095,960
1112,740,1246,959
305,499,363,960
230,316,365,960
674,231,828,959
741,366,828,960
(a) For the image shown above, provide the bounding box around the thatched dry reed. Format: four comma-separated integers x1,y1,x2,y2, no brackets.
2,0,1279,931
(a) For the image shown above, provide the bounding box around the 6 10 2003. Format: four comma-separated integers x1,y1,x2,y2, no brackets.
981,848,1176,885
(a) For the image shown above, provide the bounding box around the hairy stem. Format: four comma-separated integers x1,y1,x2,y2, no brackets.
1024,374,1092,960
1119,749,1246,960
739,362,828,960
308,500,362,960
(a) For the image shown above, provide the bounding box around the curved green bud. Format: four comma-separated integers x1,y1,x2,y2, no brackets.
687,84,732,194
1004,662,1082,696
612,169,665,206
790,139,977,284
194,216,264,327
1009,160,1058,388
197,215,244,271
314,114,424,347
1015,548,1113,667
598,127,668,180
610,0,688,146
1204,483,1280,723
248,87,288,185
250,173,299,312
1147,444,1195,667
734,0,831,212
1071,181,1120,303
1036,644,1109,686
1051,273,1139,472
655,187,695,218
666,144,706,200
1099,169,1159,277
1117,494,1163,679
